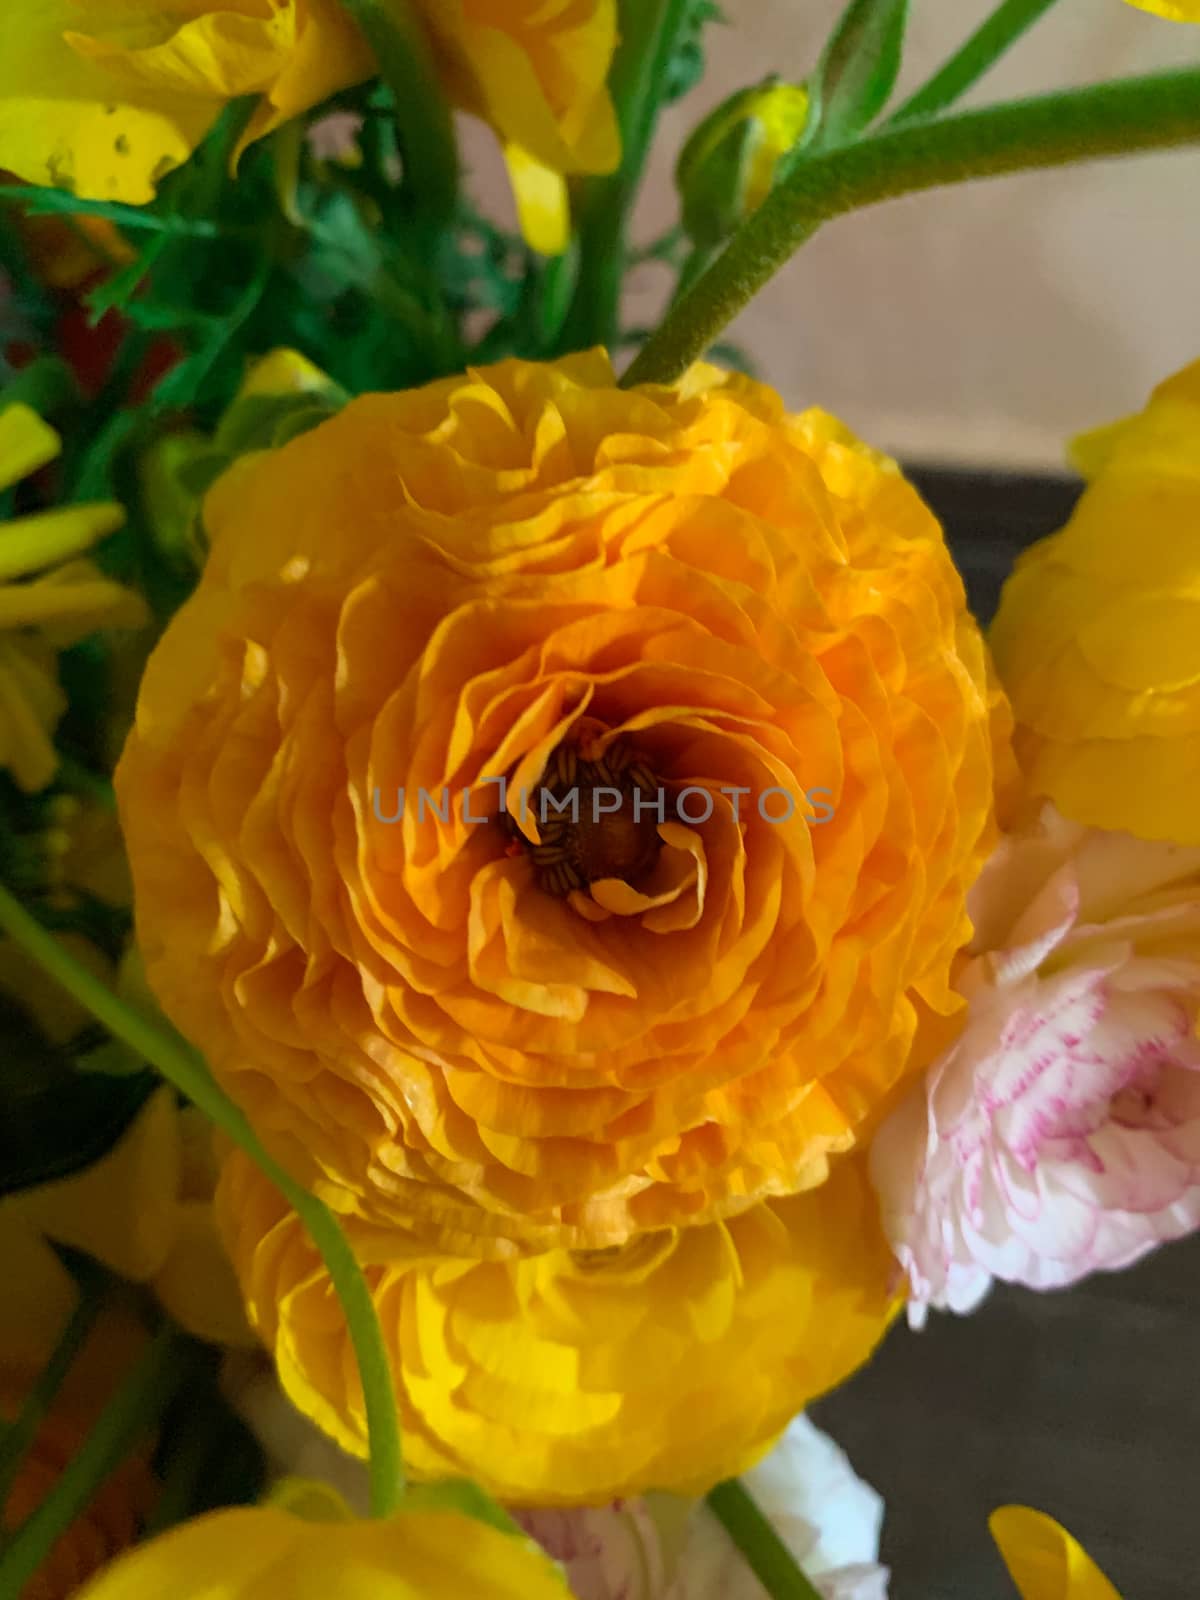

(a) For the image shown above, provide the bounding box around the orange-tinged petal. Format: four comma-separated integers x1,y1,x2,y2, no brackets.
118,354,1011,1251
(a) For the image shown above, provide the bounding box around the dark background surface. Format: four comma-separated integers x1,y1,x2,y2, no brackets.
812,467,1200,1599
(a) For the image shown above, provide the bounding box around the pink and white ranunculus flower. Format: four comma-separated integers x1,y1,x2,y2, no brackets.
519,1415,887,1599
870,803,1200,1323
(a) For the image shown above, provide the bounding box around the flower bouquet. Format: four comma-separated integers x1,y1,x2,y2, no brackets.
0,1,1197,1596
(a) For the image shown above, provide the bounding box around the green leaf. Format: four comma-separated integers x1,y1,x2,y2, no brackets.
0,357,78,420
806,0,910,150
0,993,157,1198
663,1,725,105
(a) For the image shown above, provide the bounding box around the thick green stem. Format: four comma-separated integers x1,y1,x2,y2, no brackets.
892,0,1063,124
0,1326,198,1597
622,65,1200,388
561,0,693,352
337,0,458,236
0,885,404,1520
706,1479,824,1600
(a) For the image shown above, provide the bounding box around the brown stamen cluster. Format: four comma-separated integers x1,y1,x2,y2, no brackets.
509,737,670,897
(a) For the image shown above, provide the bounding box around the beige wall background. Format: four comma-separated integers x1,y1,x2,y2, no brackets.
619,0,1200,468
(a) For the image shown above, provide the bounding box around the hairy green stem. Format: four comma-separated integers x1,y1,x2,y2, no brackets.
622,65,1200,387
0,884,404,1519
706,1479,824,1600
561,0,693,352
892,0,1064,124
0,1327,198,1596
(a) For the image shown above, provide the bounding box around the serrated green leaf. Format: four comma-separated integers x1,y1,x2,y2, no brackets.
807,0,910,150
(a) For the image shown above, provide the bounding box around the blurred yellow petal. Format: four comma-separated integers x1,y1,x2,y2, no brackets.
0,558,147,637
237,349,342,402
0,1212,78,1377
990,1507,1123,1600
0,503,127,582
64,8,297,100
993,355,1200,843
0,0,371,203
152,1201,256,1347
74,1505,571,1598
504,145,570,257
1123,0,1200,16
0,0,216,201
0,635,64,792
0,404,61,493
14,1086,182,1282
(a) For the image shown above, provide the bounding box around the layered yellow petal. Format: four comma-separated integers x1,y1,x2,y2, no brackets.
219,1147,899,1503
992,356,1200,844
74,1505,570,1599
990,1507,1123,1600
117,353,1011,1251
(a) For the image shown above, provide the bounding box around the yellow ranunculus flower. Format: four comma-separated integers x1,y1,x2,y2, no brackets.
991,357,1200,845
0,402,144,793
116,351,1011,1254
218,1148,898,1504
0,2,617,252
990,1507,1123,1599
74,1504,570,1598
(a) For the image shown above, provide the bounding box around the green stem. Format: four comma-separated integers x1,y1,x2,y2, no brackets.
706,1479,824,1600
622,65,1200,388
0,1264,107,1514
560,0,693,352
337,0,458,238
0,884,404,1520
0,1326,197,1596
891,0,1063,124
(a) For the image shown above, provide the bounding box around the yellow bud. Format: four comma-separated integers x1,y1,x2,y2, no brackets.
676,79,809,246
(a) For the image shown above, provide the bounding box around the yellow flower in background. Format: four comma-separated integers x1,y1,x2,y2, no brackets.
218,1149,898,1504
74,1503,570,1599
0,0,373,203
420,0,619,253
991,357,1200,845
117,352,1010,1254
0,1,618,252
1123,1,1200,18
0,402,144,793
990,1508,1122,1600
3,1086,253,1349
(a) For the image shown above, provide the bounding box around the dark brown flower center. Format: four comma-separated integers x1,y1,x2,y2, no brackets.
515,737,668,897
